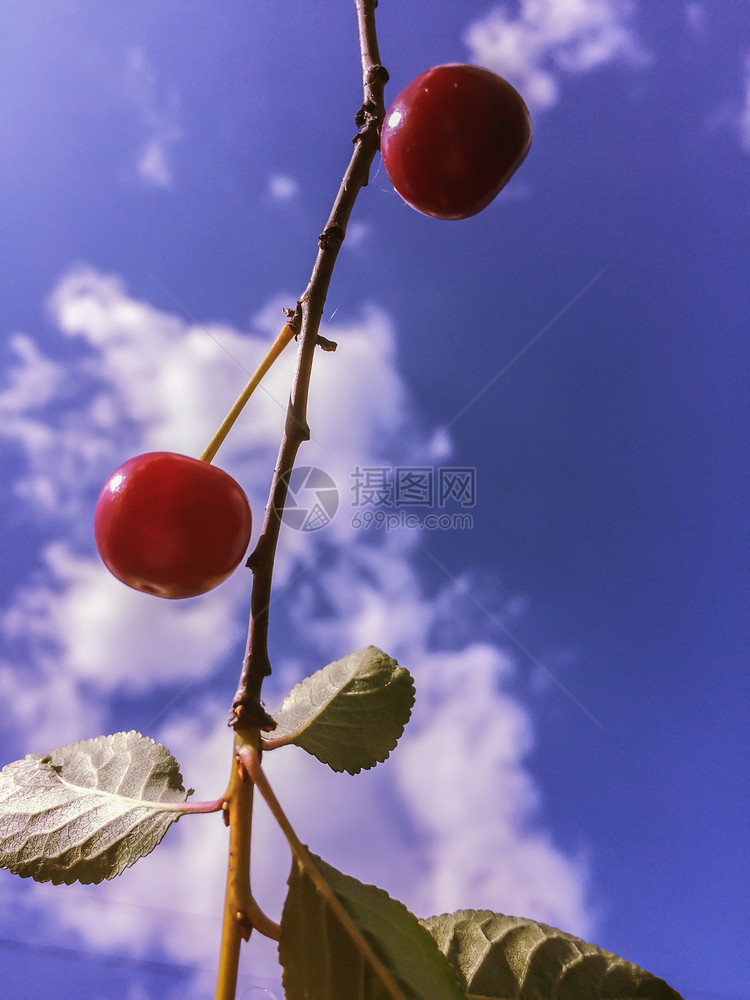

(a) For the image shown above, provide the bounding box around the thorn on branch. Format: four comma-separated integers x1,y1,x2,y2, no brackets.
316,335,337,352
236,911,253,942
285,410,310,443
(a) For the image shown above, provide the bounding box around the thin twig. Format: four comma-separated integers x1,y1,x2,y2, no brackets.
229,0,388,728
240,743,404,1000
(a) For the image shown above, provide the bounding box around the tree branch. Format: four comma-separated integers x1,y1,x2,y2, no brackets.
229,0,388,728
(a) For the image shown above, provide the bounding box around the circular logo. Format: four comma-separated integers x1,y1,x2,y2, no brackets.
275,466,339,532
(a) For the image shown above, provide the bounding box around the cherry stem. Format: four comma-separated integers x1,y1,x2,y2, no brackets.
228,0,388,729
200,322,297,465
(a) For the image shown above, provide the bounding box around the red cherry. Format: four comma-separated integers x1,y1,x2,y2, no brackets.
380,63,532,220
94,452,252,599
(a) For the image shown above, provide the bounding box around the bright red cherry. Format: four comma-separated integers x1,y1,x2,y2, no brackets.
380,63,532,220
94,452,252,599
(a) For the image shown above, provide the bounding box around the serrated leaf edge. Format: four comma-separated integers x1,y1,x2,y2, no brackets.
261,647,415,774
262,650,375,749
419,909,684,1000
0,731,193,885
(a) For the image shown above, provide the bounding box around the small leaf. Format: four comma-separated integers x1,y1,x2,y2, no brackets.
420,909,684,1000
0,731,192,885
280,851,467,1000
262,646,415,774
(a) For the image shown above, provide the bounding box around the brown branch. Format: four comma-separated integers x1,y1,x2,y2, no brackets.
229,0,388,728
215,736,255,1000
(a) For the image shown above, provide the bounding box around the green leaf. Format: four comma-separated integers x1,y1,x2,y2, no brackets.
280,851,467,1000
420,909,684,1000
0,731,192,885
262,646,415,774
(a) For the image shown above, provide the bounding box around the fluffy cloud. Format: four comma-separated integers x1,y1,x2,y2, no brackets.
124,47,182,188
267,175,299,201
0,268,594,988
0,267,420,740
739,53,750,154
684,2,706,36
707,50,750,157
464,0,649,110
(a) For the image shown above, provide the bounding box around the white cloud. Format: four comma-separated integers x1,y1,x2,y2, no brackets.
464,0,649,110
39,267,296,511
708,51,750,156
267,174,299,201
342,220,371,250
283,546,593,932
0,268,594,986
0,268,425,741
396,645,590,928
125,47,182,188
2,541,245,692
136,136,176,188
684,2,707,36
739,53,750,154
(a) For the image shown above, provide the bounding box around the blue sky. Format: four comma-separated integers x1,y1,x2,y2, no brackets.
0,2,748,998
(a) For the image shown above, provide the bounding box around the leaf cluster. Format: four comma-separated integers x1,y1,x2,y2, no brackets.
0,647,683,999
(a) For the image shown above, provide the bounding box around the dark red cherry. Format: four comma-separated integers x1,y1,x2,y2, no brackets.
380,63,532,220
94,452,252,599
